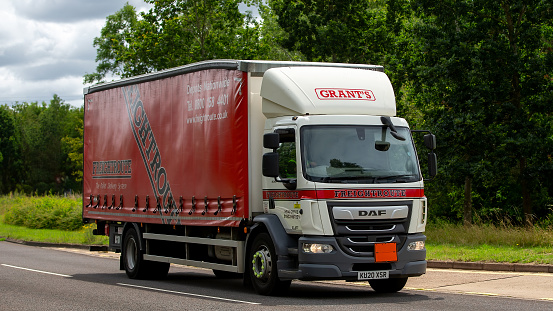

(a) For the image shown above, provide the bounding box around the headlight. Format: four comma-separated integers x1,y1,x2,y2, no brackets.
407,241,425,251
302,243,334,254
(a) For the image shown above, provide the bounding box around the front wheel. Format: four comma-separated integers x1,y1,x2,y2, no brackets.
122,228,169,279
368,277,408,293
248,233,291,295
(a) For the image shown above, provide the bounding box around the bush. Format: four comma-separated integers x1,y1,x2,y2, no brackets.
3,194,83,231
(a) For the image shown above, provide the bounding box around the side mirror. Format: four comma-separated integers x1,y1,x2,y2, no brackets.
262,152,279,177
263,133,280,149
424,134,436,150
428,152,437,179
412,130,438,181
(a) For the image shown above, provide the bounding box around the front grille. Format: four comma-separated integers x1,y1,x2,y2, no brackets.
333,220,405,235
337,235,406,256
328,200,412,257
347,224,396,232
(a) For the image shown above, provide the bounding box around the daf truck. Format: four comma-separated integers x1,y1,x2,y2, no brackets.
83,59,437,295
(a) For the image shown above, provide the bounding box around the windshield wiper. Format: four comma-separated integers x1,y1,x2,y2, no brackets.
373,175,417,183
314,174,417,184
319,176,376,183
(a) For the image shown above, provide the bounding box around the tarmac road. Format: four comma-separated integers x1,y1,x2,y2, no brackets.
408,268,553,301
1,240,552,310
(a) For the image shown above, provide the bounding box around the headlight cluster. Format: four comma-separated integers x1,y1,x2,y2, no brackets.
303,243,334,254
407,241,425,251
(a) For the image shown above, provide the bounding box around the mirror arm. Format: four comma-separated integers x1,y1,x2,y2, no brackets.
381,116,406,141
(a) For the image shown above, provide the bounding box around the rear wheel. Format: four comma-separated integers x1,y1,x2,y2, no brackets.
122,228,169,279
368,277,408,293
248,233,291,295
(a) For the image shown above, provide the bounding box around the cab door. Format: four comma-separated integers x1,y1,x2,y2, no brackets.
262,127,302,234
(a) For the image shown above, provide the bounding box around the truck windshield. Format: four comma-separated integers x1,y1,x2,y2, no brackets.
301,125,421,183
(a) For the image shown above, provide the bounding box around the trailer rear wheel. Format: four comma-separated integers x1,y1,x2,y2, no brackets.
368,277,408,293
122,228,169,279
248,233,291,295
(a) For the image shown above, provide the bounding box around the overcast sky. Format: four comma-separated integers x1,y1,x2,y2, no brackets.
0,0,155,107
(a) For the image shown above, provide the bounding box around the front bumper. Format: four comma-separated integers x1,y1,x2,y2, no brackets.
278,233,427,281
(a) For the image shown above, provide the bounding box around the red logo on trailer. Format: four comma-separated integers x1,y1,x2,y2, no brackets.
315,88,376,101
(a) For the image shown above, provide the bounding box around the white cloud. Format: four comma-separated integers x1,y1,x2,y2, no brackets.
0,0,153,107
0,1,256,108
12,0,135,23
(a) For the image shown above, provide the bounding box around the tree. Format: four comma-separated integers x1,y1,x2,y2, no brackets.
62,116,84,183
269,0,389,64
401,0,553,225
83,4,141,83
254,0,304,61
0,105,20,193
85,0,268,83
12,96,83,194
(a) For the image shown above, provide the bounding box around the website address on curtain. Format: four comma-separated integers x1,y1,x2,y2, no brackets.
187,110,228,124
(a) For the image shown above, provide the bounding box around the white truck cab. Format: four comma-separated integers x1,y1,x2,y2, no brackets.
257,65,436,294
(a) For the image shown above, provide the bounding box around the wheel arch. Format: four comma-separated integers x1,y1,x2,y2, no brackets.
122,222,145,250
247,214,297,258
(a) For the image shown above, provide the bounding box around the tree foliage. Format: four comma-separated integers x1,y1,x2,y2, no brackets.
2,96,83,195
79,0,553,226
269,0,389,63
85,0,269,83
399,0,553,225
0,105,20,193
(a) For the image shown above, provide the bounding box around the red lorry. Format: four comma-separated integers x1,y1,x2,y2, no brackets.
83,60,437,295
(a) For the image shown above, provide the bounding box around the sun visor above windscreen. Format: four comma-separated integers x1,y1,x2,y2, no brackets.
260,66,396,118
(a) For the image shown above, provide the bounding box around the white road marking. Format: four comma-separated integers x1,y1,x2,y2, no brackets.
1,263,72,278
117,283,261,305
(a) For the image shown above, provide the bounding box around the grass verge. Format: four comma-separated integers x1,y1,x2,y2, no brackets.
425,222,553,265
425,222,553,248
0,217,107,245
426,244,553,264
1,193,107,245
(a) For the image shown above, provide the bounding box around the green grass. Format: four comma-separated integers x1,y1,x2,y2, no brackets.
425,222,553,248
2,194,83,230
425,222,553,265
0,193,107,245
0,216,107,245
427,244,553,264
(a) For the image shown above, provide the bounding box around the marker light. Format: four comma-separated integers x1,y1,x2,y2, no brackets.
407,241,425,251
303,243,334,254
421,200,427,224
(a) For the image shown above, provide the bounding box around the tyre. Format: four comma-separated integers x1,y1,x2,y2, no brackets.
212,269,242,279
368,277,408,293
122,228,170,279
248,233,291,295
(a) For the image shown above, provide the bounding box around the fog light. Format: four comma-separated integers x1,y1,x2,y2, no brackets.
407,241,425,251
303,243,334,254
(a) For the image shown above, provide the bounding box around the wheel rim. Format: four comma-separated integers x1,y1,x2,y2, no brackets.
252,245,272,282
126,236,138,270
